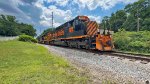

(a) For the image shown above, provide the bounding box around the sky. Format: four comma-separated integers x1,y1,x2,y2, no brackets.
0,0,138,35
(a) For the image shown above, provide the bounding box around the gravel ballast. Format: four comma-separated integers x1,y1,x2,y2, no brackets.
44,45,150,84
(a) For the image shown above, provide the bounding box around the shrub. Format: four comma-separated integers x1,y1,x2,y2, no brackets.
18,35,37,43
113,29,131,50
113,30,150,53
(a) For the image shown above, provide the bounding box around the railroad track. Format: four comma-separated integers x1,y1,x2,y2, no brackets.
104,51,150,63
84,49,150,64
48,45,150,64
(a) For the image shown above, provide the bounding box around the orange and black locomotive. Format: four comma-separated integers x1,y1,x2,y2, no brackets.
39,16,113,51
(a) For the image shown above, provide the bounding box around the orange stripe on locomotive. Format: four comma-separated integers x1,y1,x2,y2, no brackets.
86,21,98,36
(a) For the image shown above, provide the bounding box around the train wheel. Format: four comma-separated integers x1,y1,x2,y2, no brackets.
69,43,72,48
77,45,81,49
75,43,78,48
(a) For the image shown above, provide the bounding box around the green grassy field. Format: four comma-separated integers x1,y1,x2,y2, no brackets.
0,40,89,84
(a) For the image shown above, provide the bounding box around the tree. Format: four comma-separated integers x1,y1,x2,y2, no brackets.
123,14,137,31
101,16,110,30
142,18,150,30
101,10,127,32
18,23,36,37
0,14,36,37
101,0,150,32
0,15,20,36
125,0,150,31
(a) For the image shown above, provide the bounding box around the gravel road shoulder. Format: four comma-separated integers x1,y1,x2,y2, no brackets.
44,45,150,84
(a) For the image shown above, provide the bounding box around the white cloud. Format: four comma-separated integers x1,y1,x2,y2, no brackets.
73,0,138,10
0,8,3,12
47,5,72,21
44,0,69,7
39,20,61,27
73,0,97,10
40,0,138,10
88,15,101,23
11,0,24,6
35,0,73,27
0,0,33,22
55,0,69,6
34,0,44,9
39,20,50,27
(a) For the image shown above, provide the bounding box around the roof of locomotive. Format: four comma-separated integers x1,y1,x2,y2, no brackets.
75,16,90,21
55,19,74,30
41,16,91,37
55,16,90,31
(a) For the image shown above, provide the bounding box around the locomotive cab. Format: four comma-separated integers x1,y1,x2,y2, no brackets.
67,16,87,37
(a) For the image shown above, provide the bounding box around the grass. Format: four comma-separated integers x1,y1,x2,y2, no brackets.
0,40,89,84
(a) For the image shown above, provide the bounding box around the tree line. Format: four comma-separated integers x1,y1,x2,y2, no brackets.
101,0,150,32
0,14,36,37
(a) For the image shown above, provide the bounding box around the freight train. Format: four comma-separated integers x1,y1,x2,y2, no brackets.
39,16,113,51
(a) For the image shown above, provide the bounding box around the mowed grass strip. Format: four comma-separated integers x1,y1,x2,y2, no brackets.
0,41,89,84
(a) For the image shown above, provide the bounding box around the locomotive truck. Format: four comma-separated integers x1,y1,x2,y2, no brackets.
39,16,113,51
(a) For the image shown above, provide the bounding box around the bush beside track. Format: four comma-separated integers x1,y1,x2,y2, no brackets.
113,29,150,54
18,35,37,43
0,41,89,83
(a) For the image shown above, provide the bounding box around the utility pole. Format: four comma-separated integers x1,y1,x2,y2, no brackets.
52,12,53,28
137,17,140,32
136,10,140,32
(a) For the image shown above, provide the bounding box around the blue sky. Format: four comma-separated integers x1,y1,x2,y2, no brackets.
0,0,138,35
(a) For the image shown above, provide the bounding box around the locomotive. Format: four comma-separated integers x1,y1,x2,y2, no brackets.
39,16,113,51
